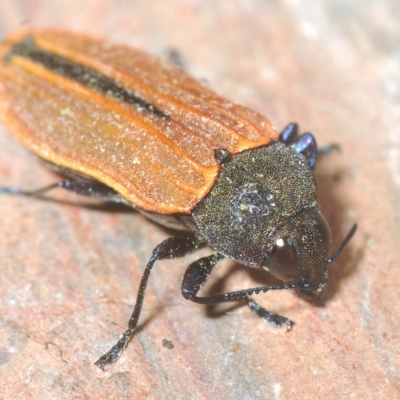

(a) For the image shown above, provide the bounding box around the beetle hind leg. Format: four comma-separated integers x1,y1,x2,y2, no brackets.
0,157,130,203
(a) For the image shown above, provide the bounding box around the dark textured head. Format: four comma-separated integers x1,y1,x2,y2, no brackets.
266,207,331,298
192,141,351,298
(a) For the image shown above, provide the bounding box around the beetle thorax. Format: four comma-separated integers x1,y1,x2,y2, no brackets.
192,141,319,266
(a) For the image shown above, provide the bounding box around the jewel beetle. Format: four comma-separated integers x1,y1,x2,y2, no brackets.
0,29,356,369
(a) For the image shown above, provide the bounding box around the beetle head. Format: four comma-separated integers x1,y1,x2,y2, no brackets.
265,208,331,298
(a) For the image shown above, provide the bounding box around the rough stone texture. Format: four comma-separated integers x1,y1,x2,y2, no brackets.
0,1,399,399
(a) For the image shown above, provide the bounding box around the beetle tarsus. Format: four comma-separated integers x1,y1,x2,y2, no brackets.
0,182,61,196
246,298,292,330
94,329,132,369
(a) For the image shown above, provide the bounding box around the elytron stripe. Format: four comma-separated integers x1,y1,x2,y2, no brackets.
5,36,169,120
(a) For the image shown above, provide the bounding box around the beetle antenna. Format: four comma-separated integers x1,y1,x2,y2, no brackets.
326,224,357,264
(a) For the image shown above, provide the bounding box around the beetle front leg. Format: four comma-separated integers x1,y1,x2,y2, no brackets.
94,235,207,369
181,253,225,300
182,255,297,329
245,298,292,329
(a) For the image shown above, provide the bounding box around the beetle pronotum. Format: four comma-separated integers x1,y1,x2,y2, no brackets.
0,29,356,368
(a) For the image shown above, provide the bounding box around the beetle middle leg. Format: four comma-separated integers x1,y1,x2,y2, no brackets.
0,158,130,203
181,254,298,330
0,178,129,203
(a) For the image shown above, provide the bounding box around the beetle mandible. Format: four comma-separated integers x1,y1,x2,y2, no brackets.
0,29,356,368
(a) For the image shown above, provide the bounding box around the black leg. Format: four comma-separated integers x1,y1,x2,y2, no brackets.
246,298,292,329
0,178,127,203
279,122,298,145
280,123,338,169
317,143,340,157
181,254,299,327
292,133,318,168
166,49,185,68
181,253,225,300
94,235,208,369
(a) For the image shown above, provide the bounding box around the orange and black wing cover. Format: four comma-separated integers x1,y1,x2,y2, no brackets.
0,29,278,213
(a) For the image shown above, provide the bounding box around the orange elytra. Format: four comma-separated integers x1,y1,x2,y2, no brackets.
0,29,356,368
0,28,278,214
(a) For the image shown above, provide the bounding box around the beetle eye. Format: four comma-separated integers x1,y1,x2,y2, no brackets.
267,237,298,282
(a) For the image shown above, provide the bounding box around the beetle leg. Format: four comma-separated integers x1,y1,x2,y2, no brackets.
291,133,318,168
181,253,225,300
317,143,341,157
245,298,292,329
280,123,318,168
280,123,341,167
94,235,208,369
54,180,128,203
181,255,298,328
0,179,128,203
294,135,342,167
166,48,186,68
279,122,298,144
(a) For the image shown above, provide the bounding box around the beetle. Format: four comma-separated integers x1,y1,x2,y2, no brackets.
0,29,356,368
